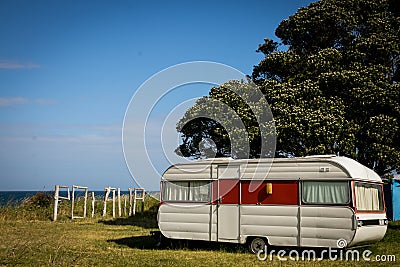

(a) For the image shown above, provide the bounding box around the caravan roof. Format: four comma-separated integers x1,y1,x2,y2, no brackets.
162,155,382,183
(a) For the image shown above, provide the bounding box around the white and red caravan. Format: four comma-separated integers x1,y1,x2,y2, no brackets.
157,155,387,253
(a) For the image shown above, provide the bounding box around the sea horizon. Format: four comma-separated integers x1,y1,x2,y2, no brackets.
0,190,160,206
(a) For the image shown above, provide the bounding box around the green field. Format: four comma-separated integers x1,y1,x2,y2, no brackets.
0,194,399,266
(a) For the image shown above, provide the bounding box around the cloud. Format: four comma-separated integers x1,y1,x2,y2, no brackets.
32,98,57,105
0,97,28,107
0,97,57,107
0,60,40,69
0,123,122,140
0,123,130,191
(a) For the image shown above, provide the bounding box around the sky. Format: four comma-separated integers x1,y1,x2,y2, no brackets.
0,0,314,191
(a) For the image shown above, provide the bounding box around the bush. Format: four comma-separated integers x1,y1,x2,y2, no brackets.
24,192,53,208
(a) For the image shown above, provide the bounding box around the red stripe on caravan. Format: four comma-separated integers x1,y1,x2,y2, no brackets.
241,181,298,205
217,179,240,204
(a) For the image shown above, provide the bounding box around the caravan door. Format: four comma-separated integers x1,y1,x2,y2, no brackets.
216,164,240,242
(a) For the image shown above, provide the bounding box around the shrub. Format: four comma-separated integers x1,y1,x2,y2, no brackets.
24,192,53,208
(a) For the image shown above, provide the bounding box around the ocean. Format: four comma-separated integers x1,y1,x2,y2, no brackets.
0,191,160,206
0,191,42,206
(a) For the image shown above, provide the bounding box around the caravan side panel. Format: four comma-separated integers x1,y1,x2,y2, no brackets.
240,205,299,246
300,206,355,247
158,203,217,241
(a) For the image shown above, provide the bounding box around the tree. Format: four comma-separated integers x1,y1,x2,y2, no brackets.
177,0,400,176
176,80,276,159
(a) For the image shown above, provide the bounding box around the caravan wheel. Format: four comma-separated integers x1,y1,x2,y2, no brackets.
248,237,267,254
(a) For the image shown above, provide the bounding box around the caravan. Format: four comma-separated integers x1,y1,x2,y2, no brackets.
157,156,387,253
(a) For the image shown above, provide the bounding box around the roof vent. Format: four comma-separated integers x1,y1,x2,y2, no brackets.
319,167,330,172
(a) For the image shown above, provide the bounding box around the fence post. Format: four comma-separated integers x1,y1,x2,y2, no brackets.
91,192,95,218
118,188,121,217
129,188,133,216
53,185,60,221
103,187,110,217
112,188,116,218
83,188,88,218
124,195,127,217
71,185,75,219
133,189,137,215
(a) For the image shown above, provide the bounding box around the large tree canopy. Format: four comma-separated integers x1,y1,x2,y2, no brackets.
176,80,276,159
177,0,400,176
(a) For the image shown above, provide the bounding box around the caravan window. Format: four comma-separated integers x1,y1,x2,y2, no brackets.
162,181,211,202
355,182,384,211
302,181,350,204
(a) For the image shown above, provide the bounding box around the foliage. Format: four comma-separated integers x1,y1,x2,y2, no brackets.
0,194,398,266
0,193,160,222
0,192,54,221
176,80,276,159
23,191,53,208
0,210,399,266
177,0,400,175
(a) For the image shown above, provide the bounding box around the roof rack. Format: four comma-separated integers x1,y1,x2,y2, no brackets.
304,155,337,158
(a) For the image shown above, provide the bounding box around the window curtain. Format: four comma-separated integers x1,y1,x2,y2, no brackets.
163,181,189,201
303,181,349,204
355,183,382,211
163,181,211,202
189,181,210,202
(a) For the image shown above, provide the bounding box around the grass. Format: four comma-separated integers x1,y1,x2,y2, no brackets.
0,193,399,266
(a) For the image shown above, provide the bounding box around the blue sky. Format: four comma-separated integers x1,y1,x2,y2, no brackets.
0,0,313,191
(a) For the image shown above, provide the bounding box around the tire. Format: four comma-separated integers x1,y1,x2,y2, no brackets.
248,237,267,254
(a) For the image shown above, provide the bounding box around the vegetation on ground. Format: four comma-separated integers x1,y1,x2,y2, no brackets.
0,192,399,266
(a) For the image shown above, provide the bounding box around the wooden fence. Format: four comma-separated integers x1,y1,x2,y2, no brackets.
53,185,146,221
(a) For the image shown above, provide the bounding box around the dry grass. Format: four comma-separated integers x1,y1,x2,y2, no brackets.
0,194,399,266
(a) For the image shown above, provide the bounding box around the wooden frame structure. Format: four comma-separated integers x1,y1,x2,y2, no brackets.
53,185,70,221
71,185,88,219
53,185,146,220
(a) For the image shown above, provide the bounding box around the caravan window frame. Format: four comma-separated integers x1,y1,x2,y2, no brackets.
161,180,212,203
354,182,384,212
301,180,351,205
